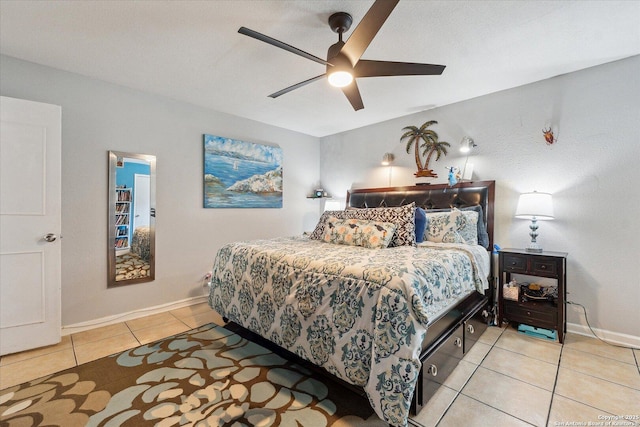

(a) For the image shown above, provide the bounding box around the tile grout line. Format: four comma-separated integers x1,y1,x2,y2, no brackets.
483,328,562,425
70,333,79,368
488,343,560,367
545,338,564,427
434,326,505,427
445,325,563,426
123,320,142,347
169,311,193,330
445,332,542,426
546,338,639,422
564,343,639,367
555,366,640,392
457,393,538,426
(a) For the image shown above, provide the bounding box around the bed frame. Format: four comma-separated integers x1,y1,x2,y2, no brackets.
348,180,496,413
227,180,496,419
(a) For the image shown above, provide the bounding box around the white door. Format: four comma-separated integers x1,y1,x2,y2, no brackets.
0,96,62,356
133,174,150,230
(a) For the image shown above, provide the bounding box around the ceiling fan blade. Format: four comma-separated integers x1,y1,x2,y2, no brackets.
354,60,446,77
341,0,400,66
341,81,365,111
268,74,326,98
239,27,332,66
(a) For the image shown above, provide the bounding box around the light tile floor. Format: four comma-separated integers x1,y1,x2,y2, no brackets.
1,304,638,427
0,302,224,390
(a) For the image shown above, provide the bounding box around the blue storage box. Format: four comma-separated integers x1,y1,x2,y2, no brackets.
517,324,557,341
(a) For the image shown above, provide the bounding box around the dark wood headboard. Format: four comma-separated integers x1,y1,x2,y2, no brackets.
346,180,495,252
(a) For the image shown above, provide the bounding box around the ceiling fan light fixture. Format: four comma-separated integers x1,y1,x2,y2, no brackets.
328,70,353,87
239,0,445,110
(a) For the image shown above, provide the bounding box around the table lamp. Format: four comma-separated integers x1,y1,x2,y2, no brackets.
515,191,554,253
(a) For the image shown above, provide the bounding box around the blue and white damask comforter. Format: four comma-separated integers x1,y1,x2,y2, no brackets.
208,236,489,426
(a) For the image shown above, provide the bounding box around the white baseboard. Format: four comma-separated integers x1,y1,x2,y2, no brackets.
61,295,209,336
566,322,640,349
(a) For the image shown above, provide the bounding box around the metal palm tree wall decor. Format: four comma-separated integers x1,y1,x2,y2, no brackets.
400,120,450,178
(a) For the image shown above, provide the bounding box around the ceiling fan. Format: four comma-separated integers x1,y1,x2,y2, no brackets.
238,0,445,111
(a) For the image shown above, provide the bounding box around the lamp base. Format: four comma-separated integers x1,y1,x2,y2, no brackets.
526,218,543,253
526,241,543,253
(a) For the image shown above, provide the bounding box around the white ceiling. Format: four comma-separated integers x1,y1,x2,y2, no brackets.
1,1,638,137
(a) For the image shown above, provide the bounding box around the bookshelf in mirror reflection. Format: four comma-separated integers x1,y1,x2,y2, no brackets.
115,188,131,250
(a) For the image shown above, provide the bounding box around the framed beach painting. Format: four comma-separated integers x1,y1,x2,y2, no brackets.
203,134,283,208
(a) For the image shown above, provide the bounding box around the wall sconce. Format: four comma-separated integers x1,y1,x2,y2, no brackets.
460,136,477,153
515,191,554,253
381,153,395,165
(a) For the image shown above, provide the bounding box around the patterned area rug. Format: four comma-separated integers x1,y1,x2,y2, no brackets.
115,252,150,280
0,324,380,426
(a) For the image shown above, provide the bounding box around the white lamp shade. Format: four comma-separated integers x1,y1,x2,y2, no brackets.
324,199,342,211
515,192,554,220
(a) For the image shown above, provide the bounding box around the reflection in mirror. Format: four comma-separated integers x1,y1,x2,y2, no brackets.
108,151,156,287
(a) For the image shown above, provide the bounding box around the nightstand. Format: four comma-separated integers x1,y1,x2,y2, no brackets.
498,249,568,343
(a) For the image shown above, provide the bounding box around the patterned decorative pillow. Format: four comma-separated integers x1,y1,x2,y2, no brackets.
425,209,479,245
426,205,489,248
309,210,348,240
346,202,416,247
322,217,396,249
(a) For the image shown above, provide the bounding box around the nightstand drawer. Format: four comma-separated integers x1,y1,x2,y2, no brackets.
530,258,557,277
502,254,527,273
504,303,557,326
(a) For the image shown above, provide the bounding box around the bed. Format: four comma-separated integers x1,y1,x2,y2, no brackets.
208,180,495,426
131,226,151,261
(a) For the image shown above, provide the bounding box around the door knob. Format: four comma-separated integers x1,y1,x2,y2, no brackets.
44,233,58,242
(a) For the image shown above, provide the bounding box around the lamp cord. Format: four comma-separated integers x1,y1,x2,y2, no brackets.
566,301,640,350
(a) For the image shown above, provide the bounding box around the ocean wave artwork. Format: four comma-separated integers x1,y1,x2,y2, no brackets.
204,134,283,208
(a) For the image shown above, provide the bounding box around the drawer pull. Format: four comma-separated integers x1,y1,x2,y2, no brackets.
540,265,547,270
511,261,517,265
454,337,462,348
467,324,475,334
527,311,531,316
428,364,438,377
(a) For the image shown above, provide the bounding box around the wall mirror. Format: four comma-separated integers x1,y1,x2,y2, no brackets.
107,151,156,287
